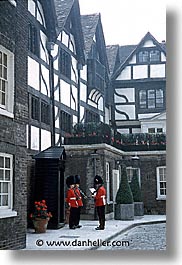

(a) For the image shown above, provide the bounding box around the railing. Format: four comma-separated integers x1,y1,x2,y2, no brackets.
64,122,166,152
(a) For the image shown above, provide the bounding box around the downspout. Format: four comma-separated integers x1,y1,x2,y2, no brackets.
47,42,55,146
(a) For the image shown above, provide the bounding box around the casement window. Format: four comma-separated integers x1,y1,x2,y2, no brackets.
60,110,71,133
126,167,141,186
0,153,17,218
156,166,166,200
30,95,50,125
139,88,164,109
0,46,14,118
85,110,100,123
148,128,163,133
60,49,71,79
138,49,160,63
28,24,40,57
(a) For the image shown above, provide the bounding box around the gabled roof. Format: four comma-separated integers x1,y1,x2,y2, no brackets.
54,0,74,30
106,45,120,76
33,146,66,160
81,13,100,58
53,0,85,64
112,32,166,80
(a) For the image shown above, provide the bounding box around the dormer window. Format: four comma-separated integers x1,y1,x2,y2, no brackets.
138,49,160,63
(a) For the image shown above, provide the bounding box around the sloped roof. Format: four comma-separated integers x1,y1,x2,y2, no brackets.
106,45,119,76
34,146,66,160
112,32,166,80
54,0,74,30
119,45,137,64
81,13,100,57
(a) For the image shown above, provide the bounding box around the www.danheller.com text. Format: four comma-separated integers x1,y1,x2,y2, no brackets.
35,238,130,248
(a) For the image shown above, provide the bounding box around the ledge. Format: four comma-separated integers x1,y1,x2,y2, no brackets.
0,209,18,219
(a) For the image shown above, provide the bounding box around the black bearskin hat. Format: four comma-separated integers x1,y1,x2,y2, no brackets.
94,175,103,184
66,175,75,187
75,175,80,184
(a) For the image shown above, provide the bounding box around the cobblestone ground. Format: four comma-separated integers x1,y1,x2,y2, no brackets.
98,223,166,251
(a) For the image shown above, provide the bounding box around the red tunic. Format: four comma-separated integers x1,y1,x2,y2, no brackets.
66,188,78,208
95,186,106,207
74,187,83,207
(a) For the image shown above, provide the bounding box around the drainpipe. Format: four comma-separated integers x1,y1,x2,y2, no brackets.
47,42,55,146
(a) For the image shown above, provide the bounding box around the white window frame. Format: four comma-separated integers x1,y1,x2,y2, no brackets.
0,45,14,118
156,166,166,200
126,167,141,186
0,153,17,219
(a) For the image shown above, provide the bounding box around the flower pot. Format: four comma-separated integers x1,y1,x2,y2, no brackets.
134,202,144,216
114,204,134,220
33,218,49,233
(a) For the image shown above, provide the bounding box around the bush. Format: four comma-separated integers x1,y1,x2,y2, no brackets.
116,166,133,204
130,170,142,202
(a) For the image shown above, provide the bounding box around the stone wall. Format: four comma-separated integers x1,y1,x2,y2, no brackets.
0,0,28,250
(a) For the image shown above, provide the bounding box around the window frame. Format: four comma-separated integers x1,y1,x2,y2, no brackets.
126,167,141,187
137,48,161,64
0,153,17,219
156,166,166,200
139,88,164,109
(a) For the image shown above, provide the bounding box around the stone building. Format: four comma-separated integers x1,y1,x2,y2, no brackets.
0,0,166,249
0,0,28,249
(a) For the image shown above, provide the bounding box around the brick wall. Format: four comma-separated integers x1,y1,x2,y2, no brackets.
0,0,28,250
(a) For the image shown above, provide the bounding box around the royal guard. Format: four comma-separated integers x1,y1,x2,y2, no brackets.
74,175,83,228
92,175,106,230
65,175,78,229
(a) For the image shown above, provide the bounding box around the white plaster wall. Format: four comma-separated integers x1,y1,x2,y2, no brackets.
81,65,87,81
116,66,131,80
28,0,35,16
71,85,77,111
62,31,69,47
161,52,166,62
52,44,59,71
98,97,103,111
41,129,51,151
117,128,129,134
141,121,166,133
88,99,97,108
37,1,46,27
80,106,85,122
138,113,159,119
80,82,87,102
69,34,76,53
71,57,78,83
28,57,39,90
31,126,39,150
105,107,110,124
73,115,78,126
143,40,155,47
60,80,70,107
115,105,135,120
54,74,59,101
133,65,148,79
115,87,135,102
55,106,59,129
40,65,49,96
150,64,165,78
40,30,49,64
129,54,136,64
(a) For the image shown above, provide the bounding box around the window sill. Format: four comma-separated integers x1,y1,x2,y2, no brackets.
0,210,17,219
0,108,14,119
156,197,166,201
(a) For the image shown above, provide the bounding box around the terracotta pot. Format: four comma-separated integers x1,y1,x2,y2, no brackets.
33,218,49,233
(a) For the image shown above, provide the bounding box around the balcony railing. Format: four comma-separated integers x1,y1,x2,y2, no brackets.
64,122,166,152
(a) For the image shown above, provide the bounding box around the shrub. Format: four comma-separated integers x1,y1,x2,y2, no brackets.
130,170,142,202
116,166,133,204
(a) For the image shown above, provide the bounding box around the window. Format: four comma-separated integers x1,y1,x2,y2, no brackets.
28,24,39,57
138,49,160,63
60,110,71,133
0,45,14,118
31,96,39,121
156,166,166,199
148,128,155,133
60,49,71,79
85,110,100,123
0,154,13,210
126,167,141,186
31,95,50,125
41,101,50,125
139,89,164,109
0,51,7,108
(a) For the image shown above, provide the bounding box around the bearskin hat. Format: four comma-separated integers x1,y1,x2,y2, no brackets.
66,175,75,187
75,175,81,184
94,175,103,184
